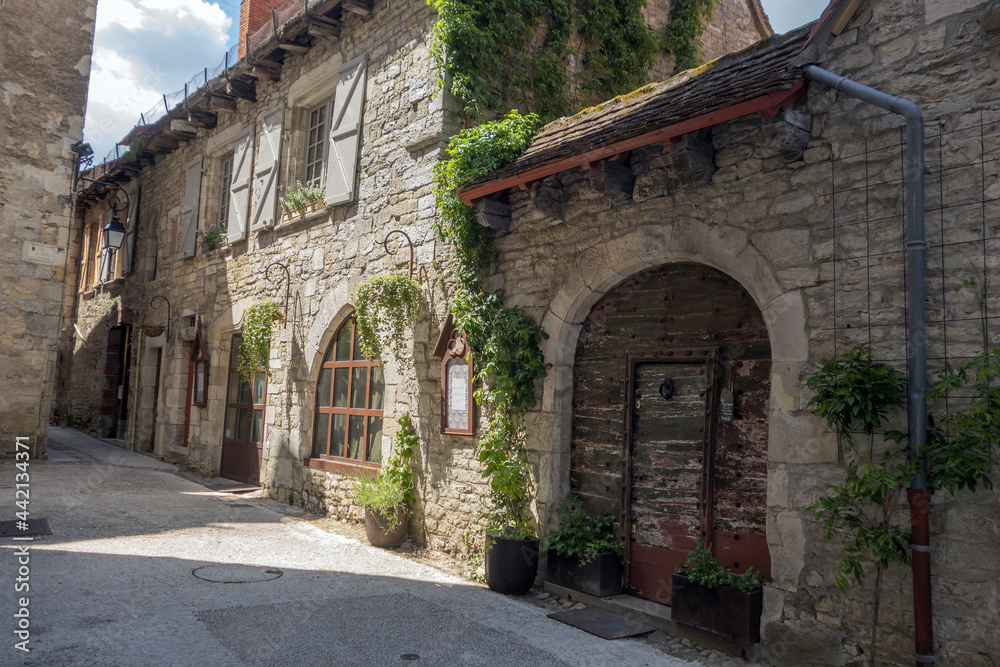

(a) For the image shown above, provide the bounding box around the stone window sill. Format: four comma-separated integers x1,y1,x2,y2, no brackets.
305,456,379,476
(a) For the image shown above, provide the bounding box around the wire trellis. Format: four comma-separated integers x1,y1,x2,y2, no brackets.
814,107,1000,424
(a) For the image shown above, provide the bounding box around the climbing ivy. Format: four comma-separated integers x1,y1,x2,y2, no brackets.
430,0,660,119
238,301,282,379
352,274,425,364
434,111,548,539
660,0,719,74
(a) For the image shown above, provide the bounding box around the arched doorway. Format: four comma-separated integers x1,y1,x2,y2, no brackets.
571,263,771,605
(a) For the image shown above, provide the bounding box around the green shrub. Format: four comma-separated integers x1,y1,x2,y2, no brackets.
547,491,623,564
680,540,766,592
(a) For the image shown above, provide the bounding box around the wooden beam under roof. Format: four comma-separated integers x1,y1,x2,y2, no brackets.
342,0,372,16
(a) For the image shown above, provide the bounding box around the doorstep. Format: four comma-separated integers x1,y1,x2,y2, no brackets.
542,581,751,659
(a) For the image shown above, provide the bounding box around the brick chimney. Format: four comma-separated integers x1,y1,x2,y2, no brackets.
239,0,288,59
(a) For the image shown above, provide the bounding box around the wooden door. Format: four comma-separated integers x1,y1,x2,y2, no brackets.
625,356,714,605
220,335,265,484
101,325,132,438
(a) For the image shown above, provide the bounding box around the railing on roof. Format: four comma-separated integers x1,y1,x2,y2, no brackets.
87,0,312,177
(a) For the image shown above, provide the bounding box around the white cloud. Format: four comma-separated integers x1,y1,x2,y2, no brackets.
83,0,233,163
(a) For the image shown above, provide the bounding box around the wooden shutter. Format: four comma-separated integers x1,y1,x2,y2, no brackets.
122,183,140,275
325,54,368,206
178,157,202,259
228,128,253,243
251,106,283,231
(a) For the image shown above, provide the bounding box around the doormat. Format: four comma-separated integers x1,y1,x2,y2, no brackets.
0,519,52,538
547,607,656,640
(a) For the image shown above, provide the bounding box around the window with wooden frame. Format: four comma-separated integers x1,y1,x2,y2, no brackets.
309,316,384,472
222,334,267,446
303,97,331,186
189,326,209,407
433,315,475,435
216,151,234,228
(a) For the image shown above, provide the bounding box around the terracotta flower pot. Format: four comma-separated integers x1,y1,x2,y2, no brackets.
365,505,408,548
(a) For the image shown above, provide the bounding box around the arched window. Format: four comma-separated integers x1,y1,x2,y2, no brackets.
312,316,384,467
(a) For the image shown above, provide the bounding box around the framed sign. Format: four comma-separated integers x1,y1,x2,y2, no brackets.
434,316,475,435
189,324,209,407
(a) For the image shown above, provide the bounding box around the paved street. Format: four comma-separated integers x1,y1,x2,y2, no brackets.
1,427,702,666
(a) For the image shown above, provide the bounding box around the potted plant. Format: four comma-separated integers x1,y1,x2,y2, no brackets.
545,491,625,597
197,221,227,251
671,540,767,644
349,412,416,548
279,180,326,221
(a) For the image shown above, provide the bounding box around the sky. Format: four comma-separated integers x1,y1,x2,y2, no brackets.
82,0,830,163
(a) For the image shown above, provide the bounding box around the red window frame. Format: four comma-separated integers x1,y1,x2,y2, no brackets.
222,334,267,450
307,317,384,474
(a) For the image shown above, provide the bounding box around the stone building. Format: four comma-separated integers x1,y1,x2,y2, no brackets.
462,0,1000,664
61,0,765,537
0,0,97,458
60,0,1000,663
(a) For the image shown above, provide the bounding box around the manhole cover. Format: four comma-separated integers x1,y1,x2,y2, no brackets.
192,565,283,583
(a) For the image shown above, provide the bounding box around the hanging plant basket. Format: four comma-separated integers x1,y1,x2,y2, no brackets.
142,326,165,338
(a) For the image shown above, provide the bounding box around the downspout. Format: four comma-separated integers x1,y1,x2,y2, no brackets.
800,65,934,666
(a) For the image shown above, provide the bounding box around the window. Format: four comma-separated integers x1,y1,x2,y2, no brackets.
223,334,266,446
304,98,331,186
216,152,234,227
311,317,384,467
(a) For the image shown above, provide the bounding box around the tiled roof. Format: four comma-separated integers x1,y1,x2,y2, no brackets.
462,24,813,198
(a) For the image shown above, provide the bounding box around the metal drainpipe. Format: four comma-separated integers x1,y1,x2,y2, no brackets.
800,65,934,666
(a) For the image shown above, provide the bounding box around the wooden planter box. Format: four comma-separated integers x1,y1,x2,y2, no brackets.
280,198,327,225
671,573,763,644
546,549,624,597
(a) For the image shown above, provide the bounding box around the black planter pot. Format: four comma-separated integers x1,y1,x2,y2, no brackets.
485,536,539,595
365,505,408,548
546,549,624,597
671,573,763,644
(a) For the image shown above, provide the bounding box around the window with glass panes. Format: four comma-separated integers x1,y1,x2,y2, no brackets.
216,152,234,227
312,317,384,464
223,334,267,446
304,99,330,186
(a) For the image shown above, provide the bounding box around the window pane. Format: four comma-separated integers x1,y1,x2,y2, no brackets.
366,416,383,463
228,371,240,402
336,323,352,361
331,414,346,457
313,412,330,456
317,367,332,408
253,372,266,405
369,365,384,410
251,409,263,443
324,343,333,363
347,415,365,460
236,408,250,441
333,368,349,407
353,326,364,359
351,367,368,409
225,407,238,439
238,377,251,405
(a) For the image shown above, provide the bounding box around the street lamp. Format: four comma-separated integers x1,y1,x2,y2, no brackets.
103,214,127,250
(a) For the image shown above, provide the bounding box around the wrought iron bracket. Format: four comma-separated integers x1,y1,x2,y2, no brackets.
382,230,415,279
77,176,130,214
265,262,292,328
149,295,171,343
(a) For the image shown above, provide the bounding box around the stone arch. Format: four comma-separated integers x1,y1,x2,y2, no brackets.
533,221,814,593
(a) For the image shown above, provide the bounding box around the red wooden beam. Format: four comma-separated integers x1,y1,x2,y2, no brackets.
459,81,806,205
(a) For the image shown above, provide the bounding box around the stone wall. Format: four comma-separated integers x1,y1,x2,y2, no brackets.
63,0,492,552
486,0,1000,663
0,0,97,457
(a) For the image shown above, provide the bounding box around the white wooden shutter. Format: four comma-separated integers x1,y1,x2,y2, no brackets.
98,247,111,283
251,106,283,230
178,157,202,258
325,54,368,206
228,128,253,243
122,183,140,275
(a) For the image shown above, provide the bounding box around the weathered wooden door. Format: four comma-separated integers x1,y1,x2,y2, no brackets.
625,356,713,605
220,335,265,485
101,325,132,438
570,262,772,608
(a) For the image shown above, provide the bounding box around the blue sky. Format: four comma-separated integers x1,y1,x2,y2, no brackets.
83,0,830,161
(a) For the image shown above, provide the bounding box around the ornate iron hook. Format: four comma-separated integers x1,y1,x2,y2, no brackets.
265,262,291,328
149,295,171,343
77,176,130,215
382,230,415,279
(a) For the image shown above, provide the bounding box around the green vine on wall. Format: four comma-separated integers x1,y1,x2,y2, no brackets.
352,274,425,364
660,0,719,74
238,301,282,379
430,0,662,119
434,111,548,539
